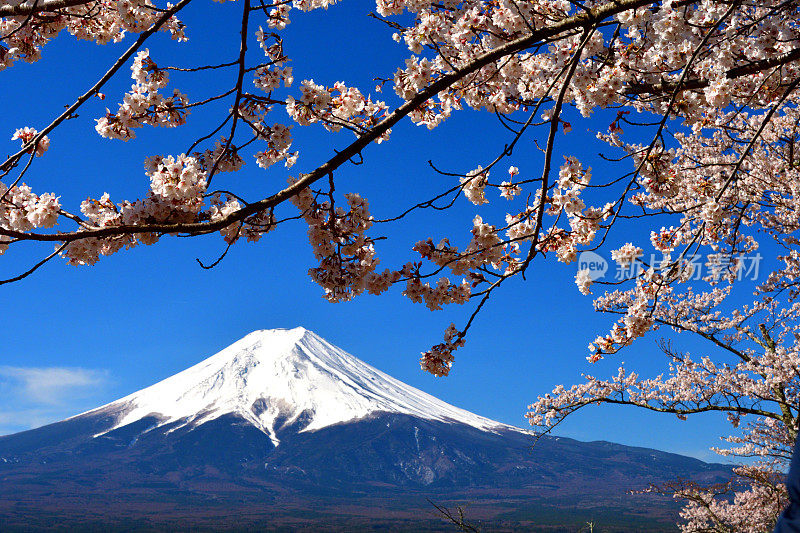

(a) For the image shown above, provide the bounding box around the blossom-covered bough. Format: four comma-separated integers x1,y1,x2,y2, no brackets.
4,0,800,528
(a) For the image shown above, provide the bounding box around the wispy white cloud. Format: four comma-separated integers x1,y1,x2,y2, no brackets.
0,366,108,404
0,366,110,435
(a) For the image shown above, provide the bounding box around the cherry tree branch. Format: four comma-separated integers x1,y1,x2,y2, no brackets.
0,0,95,17
0,0,194,175
1,0,663,244
627,47,800,96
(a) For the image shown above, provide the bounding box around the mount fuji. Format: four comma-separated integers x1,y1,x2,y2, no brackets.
0,328,733,531
92,327,513,446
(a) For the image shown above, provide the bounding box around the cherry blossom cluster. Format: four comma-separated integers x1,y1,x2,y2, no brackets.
95,49,189,140
201,138,245,175
207,193,275,245
0,0,186,71
528,349,795,429
419,324,464,377
611,243,643,268
11,127,50,157
146,153,207,207
253,123,298,169
0,182,60,253
254,65,293,93
375,0,800,150
509,158,613,281
289,179,399,302
714,416,795,462
62,153,207,265
403,273,471,311
532,278,800,529
412,213,511,284
229,98,299,169
548,159,613,264
675,466,787,533
459,166,489,205
499,166,522,200
286,80,389,138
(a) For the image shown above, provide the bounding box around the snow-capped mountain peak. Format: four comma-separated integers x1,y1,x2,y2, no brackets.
91,327,513,445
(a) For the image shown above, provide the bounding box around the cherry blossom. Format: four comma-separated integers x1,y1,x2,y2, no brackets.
11,127,49,157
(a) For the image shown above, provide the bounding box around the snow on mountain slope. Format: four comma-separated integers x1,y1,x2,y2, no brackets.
87,327,517,445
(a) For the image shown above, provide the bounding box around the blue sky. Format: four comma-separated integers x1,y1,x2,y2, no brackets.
0,0,745,462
